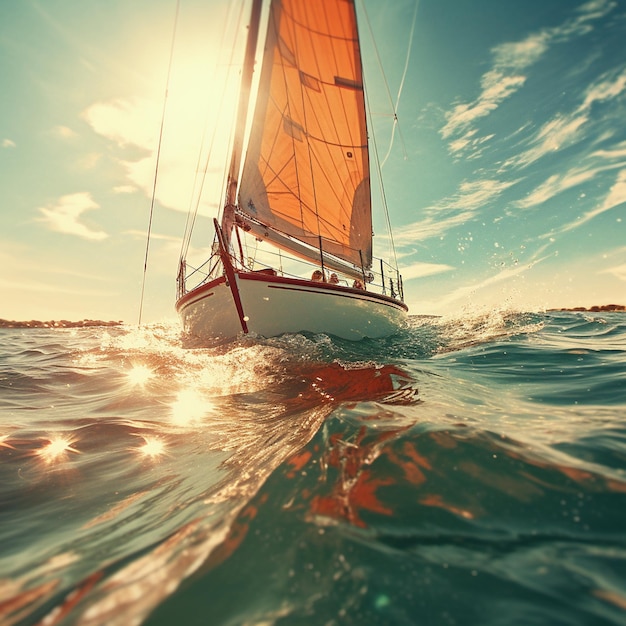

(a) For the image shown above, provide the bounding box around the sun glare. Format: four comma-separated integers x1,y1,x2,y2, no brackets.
83,5,243,218
0,435,15,449
37,436,79,464
170,389,215,427
127,364,154,386
135,435,166,460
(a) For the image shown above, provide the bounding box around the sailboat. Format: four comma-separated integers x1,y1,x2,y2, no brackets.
176,0,408,341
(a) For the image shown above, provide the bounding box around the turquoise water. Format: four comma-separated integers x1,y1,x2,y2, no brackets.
1,311,625,625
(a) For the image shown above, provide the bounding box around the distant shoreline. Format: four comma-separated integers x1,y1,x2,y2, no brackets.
547,304,625,312
1,305,624,329
0,319,124,329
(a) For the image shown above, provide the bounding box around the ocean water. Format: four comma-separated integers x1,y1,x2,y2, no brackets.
1,310,625,626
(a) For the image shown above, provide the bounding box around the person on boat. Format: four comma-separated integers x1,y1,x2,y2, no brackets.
352,279,364,290
329,273,339,284
311,270,324,282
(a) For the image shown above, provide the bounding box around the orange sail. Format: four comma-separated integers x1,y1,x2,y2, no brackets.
238,0,372,270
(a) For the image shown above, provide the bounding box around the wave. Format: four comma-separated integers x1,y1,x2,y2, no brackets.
0,311,625,625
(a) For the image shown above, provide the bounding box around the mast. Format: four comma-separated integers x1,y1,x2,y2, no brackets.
222,0,263,241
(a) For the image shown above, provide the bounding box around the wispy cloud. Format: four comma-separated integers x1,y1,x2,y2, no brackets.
506,66,626,170
441,0,616,158
599,168,626,212
394,211,476,245
424,247,553,311
601,263,626,281
123,229,181,243
400,261,454,281
37,193,108,240
510,114,589,170
542,168,626,235
513,133,626,210
581,67,626,109
514,166,597,209
396,178,518,244
50,125,77,140
591,140,626,160
441,34,548,144
2,138,16,148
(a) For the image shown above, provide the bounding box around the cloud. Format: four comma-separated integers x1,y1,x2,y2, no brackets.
581,67,626,109
567,0,618,35
591,140,626,160
599,168,626,211
393,211,476,245
400,261,454,281
83,97,160,151
423,248,553,312
514,166,597,209
441,34,548,144
76,152,102,170
513,115,589,169
396,178,518,244
51,125,77,140
544,168,626,235
506,67,626,171
601,263,626,281
123,229,181,243
513,132,626,210
453,179,519,210
114,185,137,194
83,93,230,217
2,138,16,148
441,0,616,157
37,193,108,240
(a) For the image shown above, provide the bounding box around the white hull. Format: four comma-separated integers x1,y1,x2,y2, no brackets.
176,271,408,341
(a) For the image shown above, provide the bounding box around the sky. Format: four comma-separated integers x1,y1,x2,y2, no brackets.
1,0,625,323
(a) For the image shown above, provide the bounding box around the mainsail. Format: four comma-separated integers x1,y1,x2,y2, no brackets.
238,0,372,271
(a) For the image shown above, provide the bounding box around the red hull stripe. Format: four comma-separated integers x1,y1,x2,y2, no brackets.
176,278,225,311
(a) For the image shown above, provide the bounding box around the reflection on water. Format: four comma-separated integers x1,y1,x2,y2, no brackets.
0,323,419,625
36,436,80,464
1,312,625,625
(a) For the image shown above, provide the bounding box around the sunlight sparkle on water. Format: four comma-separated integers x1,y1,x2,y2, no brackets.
0,435,15,449
37,436,79,464
126,364,154,386
135,436,166,459
170,389,215,427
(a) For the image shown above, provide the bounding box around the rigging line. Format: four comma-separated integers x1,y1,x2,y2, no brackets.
380,0,418,169
179,0,244,264
138,0,180,327
364,74,399,272
358,0,415,167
